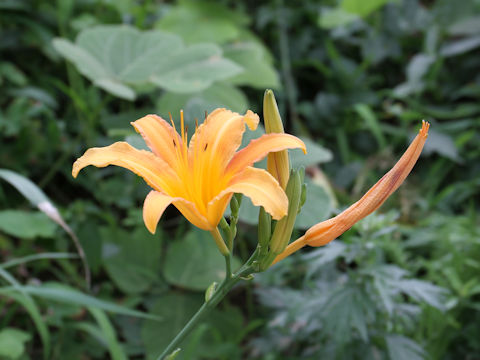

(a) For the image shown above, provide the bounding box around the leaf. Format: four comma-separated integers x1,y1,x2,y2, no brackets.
420,129,462,162
53,25,241,99
0,210,56,239
342,0,393,17
163,229,240,291
157,83,248,125
1,252,77,269
318,7,359,29
0,267,50,359
102,227,162,294
0,169,49,205
0,169,90,287
223,42,279,89
322,285,373,343
142,292,203,360
290,137,333,168
150,43,242,93
440,35,480,57
354,104,386,149
89,308,128,360
155,0,248,45
0,328,31,360
386,335,426,360
295,178,332,229
0,283,160,320
448,16,480,36
397,279,448,310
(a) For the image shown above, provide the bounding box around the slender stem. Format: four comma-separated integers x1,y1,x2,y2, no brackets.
224,254,232,279
156,265,254,360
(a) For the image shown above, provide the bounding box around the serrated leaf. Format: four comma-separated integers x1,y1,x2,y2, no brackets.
440,35,480,57
386,335,425,360
397,279,448,310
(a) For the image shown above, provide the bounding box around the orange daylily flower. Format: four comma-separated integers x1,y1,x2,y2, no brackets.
72,108,306,234
273,121,430,265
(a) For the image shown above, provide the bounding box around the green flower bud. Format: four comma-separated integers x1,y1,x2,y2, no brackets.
264,89,290,189
269,169,303,254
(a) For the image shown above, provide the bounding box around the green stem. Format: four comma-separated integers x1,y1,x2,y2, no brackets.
156,265,254,360
209,227,229,256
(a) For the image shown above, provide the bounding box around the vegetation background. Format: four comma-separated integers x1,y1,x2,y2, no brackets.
1,0,479,359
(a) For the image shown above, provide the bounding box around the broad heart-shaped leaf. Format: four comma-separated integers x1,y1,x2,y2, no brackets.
223,42,279,89
163,229,241,291
142,292,202,360
0,328,31,359
156,82,248,126
52,25,242,100
0,210,56,239
155,0,249,45
150,43,242,93
142,292,244,360
102,226,162,294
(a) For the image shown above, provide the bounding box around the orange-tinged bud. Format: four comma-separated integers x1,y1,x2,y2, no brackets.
264,89,290,189
273,121,430,265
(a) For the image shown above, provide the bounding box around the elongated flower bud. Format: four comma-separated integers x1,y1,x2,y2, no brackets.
269,168,303,255
264,89,290,189
272,121,430,265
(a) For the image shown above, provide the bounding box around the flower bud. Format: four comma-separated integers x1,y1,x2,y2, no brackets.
264,89,290,189
268,169,303,255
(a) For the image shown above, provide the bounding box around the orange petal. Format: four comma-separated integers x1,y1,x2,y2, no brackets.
189,109,260,170
143,190,174,234
226,133,306,175
208,167,288,225
131,114,181,169
72,142,178,194
305,121,430,247
172,198,212,230
143,190,212,232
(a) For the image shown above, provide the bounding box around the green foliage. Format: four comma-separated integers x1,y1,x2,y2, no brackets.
53,25,241,99
163,229,241,291
1,0,479,358
0,328,31,360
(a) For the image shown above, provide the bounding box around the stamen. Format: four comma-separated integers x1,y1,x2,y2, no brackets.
180,110,185,144
204,143,208,151
195,118,199,130
169,112,177,132
204,110,208,122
